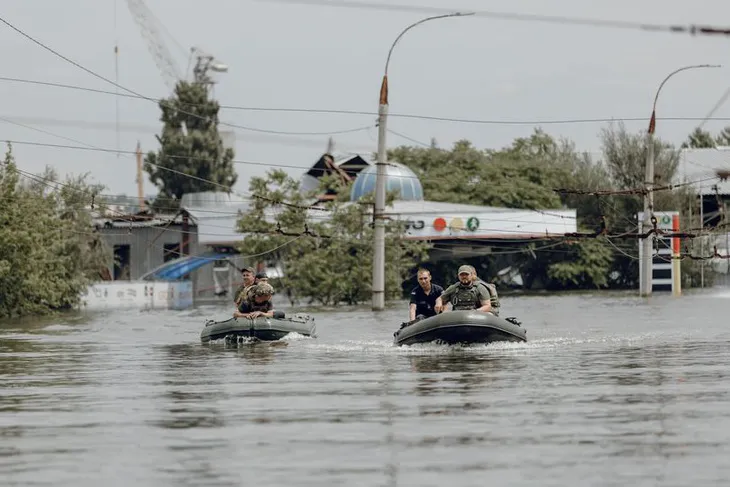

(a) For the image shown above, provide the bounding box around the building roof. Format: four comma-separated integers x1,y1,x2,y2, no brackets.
350,161,425,202
92,211,187,229
677,147,730,195
300,152,373,194
182,194,576,245
378,200,525,215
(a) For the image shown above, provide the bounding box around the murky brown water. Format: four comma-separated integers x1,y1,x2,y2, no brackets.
1,290,730,486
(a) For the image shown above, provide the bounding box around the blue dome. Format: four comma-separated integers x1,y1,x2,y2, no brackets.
349,162,424,202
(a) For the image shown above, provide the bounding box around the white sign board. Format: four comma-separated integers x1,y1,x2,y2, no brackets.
396,210,576,239
79,281,193,310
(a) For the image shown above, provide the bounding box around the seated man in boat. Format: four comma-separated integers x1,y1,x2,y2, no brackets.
408,268,444,321
255,271,268,284
233,282,276,319
433,265,493,314
233,266,256,307
468,265,501,316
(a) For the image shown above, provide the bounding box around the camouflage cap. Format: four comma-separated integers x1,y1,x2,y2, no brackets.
458,265,472,275
253,282,275,296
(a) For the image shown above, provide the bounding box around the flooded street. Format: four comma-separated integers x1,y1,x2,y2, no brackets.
1,291,729,486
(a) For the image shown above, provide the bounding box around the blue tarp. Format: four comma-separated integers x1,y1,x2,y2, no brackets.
142,252,233,281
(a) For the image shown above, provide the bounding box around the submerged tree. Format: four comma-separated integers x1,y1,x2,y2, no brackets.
0,145,111,318
144,81,237,210
236,170,431,306
388,125,710,290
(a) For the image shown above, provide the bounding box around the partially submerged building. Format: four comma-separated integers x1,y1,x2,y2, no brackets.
91,150,580,305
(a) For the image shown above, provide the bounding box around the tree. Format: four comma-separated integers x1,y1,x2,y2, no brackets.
144,81,237,210
681,127,717,149
235,170,431,306
716,127,730,146
389,129,615,290
388,130,573,210
0,145,111,318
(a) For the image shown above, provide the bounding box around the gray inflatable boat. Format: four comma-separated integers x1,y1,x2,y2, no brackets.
393,310,526,346
200,311,316,343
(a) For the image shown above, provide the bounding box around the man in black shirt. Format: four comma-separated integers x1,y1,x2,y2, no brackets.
408,268,444,321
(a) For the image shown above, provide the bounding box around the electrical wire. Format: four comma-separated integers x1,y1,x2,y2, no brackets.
4,138,718,200
0,17,372,137
259,0,730,38
8,76,730,127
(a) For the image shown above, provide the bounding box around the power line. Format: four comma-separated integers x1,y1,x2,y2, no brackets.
3,139,335,212
261,0,730,37
0,17,371,137
7,76,730,127
6,138,719,199
9,163,728,265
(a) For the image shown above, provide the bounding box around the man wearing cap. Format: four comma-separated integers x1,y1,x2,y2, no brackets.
468,265,501,316
234,282,276,319
434,265,492,314
254,271,268,284
234,267,256,307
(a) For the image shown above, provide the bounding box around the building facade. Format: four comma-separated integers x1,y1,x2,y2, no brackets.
93,211,200,284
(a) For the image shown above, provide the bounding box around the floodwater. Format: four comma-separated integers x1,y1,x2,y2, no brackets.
1,290,730,487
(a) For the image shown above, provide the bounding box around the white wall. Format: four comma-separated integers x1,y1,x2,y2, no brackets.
79,281,194,310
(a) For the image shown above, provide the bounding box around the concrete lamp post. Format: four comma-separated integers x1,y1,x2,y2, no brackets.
371,12,474,311
640,63,720,297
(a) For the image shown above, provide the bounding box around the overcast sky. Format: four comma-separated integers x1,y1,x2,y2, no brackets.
2,0,730,200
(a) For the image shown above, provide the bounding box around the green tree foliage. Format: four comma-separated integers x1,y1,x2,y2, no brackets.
388,130,573,210
681,127,717,149
390,124,709,291
144,81,237,210
0,145,111,318
236,170,431,306
389,129,615,290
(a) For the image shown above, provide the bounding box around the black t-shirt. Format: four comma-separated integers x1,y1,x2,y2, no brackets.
409,284,444,318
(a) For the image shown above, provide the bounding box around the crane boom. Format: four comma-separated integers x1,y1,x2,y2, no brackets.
125,0,182,91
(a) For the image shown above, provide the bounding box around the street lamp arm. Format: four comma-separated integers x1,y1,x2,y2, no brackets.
379,12,474,105
371,11,472,311
648,63,720,133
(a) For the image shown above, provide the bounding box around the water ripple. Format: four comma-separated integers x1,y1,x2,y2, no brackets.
1,292,729,486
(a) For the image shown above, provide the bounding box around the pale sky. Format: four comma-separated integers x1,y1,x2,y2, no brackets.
2,0,730,200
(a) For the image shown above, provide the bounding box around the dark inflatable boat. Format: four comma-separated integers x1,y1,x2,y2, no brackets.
200,311,316,343
393,310,526,346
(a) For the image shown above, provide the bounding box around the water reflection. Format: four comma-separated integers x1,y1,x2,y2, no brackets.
1,293,730,486
153,343,226,430
379,357,399,487
202,339,289,365
408,351,518,397
151,343,234,486
0,338,97,408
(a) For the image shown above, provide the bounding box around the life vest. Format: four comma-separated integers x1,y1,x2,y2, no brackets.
234,284,253,306
451,284,483,311
478,281,501,316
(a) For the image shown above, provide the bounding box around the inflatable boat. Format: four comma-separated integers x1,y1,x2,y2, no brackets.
393,310,526,346
200,311,316,343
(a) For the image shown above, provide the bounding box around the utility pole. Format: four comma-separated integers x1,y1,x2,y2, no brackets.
371,12,473,311
640,63,719,297
135,141,145,212
641,120,655,297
